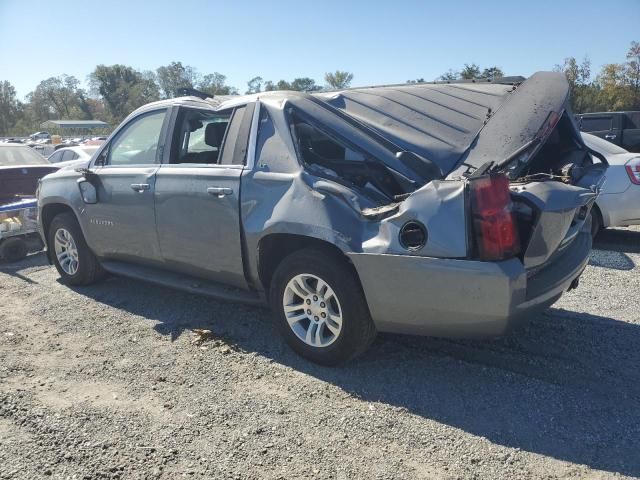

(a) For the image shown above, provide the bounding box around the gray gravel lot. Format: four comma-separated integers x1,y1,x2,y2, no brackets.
1,227,639,479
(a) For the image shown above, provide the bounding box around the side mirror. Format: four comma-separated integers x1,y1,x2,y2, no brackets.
77,179,97,204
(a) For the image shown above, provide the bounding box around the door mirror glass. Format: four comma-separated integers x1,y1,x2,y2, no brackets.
78,179,97,204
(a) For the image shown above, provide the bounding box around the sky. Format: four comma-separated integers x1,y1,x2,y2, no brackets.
1,0,638,99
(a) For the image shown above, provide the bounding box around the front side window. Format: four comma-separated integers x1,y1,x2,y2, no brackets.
108,110,166,166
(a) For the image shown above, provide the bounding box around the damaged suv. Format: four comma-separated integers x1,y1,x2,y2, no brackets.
37,72,606,365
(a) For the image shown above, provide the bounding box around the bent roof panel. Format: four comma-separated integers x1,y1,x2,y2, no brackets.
316,82,515,172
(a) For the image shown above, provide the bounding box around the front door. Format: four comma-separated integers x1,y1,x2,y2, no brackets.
154,103,255,288
82,109,168,263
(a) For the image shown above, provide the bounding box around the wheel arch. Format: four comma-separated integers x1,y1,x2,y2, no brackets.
41,203,78,254
257,233,362,293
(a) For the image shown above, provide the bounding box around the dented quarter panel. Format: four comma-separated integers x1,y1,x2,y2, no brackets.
360,180,468,258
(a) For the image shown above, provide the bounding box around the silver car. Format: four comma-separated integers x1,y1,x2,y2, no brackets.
37,72,605,365
582,132,640,236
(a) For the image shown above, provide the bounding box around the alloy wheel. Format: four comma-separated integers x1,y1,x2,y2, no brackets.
54,228,79,275
282,273,343,348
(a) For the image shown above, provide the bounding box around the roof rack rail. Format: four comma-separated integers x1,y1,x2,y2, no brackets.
176,88,212,100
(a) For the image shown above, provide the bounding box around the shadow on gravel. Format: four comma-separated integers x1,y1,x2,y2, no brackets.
0,252,49,284
594,228,640,254
588,249,635,270
70,274,640,477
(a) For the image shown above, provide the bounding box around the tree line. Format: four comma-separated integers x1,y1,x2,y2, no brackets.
0,41,638,136
0,63,355,135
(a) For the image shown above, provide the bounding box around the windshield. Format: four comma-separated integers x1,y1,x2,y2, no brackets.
0,146,48,166
581,132,628,156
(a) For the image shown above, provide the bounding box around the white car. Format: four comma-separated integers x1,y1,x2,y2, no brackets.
583,133,640,236
47,146,99,169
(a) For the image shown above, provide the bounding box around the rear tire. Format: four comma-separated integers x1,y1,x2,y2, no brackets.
590,207,603,239
48,212,104,286
269,248,377,366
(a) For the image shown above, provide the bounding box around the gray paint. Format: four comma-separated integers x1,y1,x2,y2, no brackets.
38,73,600,337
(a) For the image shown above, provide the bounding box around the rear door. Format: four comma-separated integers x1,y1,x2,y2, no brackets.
82,108,168,263
579,114,620,145
154,103,255,288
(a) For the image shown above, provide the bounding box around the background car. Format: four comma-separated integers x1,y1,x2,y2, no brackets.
47,145,100,169
583,132,640,236
0,143,57,201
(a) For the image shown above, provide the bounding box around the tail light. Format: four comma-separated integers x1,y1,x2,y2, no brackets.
469,174,520,261
625,157,640,185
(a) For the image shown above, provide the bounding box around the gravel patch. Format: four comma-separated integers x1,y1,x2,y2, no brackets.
1,227,639,479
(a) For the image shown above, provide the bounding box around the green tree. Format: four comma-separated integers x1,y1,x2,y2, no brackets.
199,72,237,96
481,66,504,81
554,57,595,112
324,71,354,90
156,61,198,98
0,80,20,135
89,64,160,122
246,76,263,94
291,78,321,92
459,64,481,80
625,41,640,108
438,69,458,81
28,75,91,121
596,63,634,111
406,78,425,84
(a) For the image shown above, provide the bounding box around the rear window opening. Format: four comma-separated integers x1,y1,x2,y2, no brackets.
290,111,408,202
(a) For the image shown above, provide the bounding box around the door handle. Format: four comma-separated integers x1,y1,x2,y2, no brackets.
207,186,233,198
604,133,617,140
130,183,150,192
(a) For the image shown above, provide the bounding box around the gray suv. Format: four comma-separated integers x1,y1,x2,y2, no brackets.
38,72,606,365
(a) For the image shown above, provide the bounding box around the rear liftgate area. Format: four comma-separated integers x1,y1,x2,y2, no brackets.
329,73,606,337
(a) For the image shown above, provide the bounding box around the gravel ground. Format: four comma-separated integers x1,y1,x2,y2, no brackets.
1,227,639,480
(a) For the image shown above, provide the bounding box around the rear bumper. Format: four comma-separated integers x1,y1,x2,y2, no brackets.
348,230,591,337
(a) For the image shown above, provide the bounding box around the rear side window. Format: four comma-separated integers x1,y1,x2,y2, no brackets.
291,111,366,170
580,116,612,132
171,109,231,164
62,150,78,161
218,106,247,165
48,151,63,163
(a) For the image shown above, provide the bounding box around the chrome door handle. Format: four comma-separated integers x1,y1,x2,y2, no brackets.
130,183,150,192
604,134,616,140
207,187,233,198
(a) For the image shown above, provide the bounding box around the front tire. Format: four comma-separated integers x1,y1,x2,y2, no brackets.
269,248,376,366
48,212,104,285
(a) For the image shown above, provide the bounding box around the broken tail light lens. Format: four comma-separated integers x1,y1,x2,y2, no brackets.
625,157,640,185
469,174,520,261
